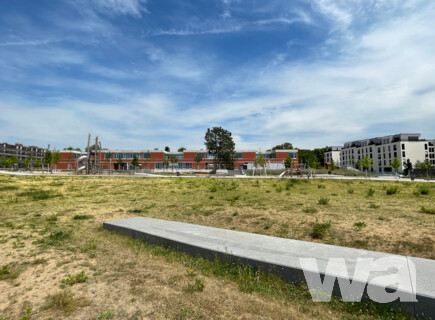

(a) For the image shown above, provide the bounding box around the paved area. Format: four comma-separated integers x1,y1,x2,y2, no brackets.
104,217,434,319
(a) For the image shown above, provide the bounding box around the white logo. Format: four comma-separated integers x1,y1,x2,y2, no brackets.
299,256,417,303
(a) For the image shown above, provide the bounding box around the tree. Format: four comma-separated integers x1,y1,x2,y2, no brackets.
22,157,31,169
390,158,402,177
116,158,123,171
204,127,236,172
330,158,336,171
52,151,61,171
164,146,170,152
170,156,178,172
34,159,42,168
1,156,12,168
358,156,373,179
85,144,100,152
284,156,293,175
131,154,139,170
43,150,52,172
177,147,186,152
298,148,326,167
194,154,203,170
107,152,113,172
403,159,413,176
271,142,294,151
162,157,169,172
416,159,433,177
307,157,319,178
256,153,266,176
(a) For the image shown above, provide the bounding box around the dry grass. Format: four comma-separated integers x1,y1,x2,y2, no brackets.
0,174,433,319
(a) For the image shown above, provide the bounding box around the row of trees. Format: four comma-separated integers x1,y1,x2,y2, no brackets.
354,156,434,178
0,149,61,171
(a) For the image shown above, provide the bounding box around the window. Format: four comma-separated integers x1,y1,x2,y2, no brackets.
393,145,397,151
236,152,243,159
143,153,150,159
196,153,204,159
402,144,405,150
425,144,428,150
402,151,406,157
289,152,297,159
178,163,192,169
394,152,397,158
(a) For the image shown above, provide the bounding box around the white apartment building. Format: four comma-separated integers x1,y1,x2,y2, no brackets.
324,146,342,167
336,133,434,173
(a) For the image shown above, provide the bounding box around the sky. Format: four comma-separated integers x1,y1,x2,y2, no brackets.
1,0,435,151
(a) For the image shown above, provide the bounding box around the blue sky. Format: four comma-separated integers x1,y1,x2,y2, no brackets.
1,0,435,151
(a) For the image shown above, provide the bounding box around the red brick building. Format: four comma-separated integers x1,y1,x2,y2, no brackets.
57,149,298,171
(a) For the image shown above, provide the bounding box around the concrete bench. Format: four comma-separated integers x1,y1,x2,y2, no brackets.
103,217,434,319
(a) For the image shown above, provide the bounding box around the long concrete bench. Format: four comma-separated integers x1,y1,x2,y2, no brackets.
103,217,434,319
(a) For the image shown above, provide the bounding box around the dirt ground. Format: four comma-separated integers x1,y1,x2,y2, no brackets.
0,175,433,319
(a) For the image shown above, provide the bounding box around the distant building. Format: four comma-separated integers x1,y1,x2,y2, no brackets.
57,149,299,171
328,133,435,173
0,142,46,163
324,146,342,168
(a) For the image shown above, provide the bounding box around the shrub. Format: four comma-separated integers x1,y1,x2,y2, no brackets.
73,215,93,220
354,221,366,229
347,188,354,194
0,264,20,281
45,289,76,312
303,207,318,214
366,188,375,197
386,186,399,195
47,215,58,222
94,310,116,320
369,203,380,209
49,230,71,241
318,197,330,205
62,271,88,286
317,184,325,189
187,277,205,293
209,185,218,193
421,206,435,214
311,221,331,239
415,186,430,196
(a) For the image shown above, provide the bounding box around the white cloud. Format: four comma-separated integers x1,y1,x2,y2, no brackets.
92,0,148,17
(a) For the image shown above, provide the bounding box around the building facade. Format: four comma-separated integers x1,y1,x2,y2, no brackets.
57,149,299,171
335,133,434,173
324,146,342,168
0,142,46,162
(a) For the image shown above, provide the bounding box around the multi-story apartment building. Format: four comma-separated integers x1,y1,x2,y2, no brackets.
338,133,435,173
324,146,342,168
57,149,299,171
0,142,46,162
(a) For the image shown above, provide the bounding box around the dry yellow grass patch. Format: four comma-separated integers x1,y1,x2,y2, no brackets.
0,174,433,319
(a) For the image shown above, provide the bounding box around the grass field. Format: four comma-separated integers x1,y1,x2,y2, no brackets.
0,175,434,319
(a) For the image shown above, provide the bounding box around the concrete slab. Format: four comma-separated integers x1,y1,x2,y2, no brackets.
103,217,435,319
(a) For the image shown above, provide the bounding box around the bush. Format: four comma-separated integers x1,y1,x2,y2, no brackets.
73,215,93,220
347,188,354,194
62,271,88,285
366,188,375,197
303,207,318,214
186,277,205,293
415,186,430,196
354,222,366,229
386,186,399,195
311,221,331,239
421,206,435,214
318,197,330,205
369,203,380,209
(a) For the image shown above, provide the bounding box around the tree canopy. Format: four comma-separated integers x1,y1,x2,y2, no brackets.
271,142,294,151
204,126,236,171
